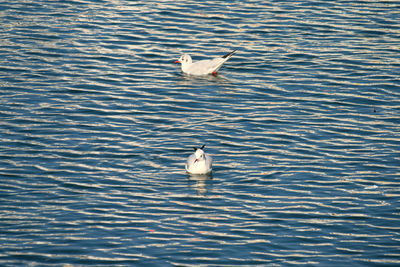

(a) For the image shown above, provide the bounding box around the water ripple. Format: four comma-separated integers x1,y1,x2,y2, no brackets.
1,0,400,266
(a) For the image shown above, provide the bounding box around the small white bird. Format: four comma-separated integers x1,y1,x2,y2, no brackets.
174,50,236,75
185,145,213,175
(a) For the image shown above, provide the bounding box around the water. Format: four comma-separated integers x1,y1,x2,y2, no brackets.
1,0,400,266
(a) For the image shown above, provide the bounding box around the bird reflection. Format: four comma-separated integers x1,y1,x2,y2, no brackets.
188,173,213,196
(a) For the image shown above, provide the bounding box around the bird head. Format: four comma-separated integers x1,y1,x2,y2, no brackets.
174,54,192,64
193,145,206,163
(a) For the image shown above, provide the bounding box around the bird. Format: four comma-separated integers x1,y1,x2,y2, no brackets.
185,145,213,175
174,50,236,75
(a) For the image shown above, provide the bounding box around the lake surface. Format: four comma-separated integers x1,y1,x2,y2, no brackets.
1,0,400,266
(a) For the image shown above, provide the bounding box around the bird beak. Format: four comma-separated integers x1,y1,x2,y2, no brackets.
174,60,180,64
194,158,198,163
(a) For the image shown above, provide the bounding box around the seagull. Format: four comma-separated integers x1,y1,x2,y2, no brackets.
174,50,237,75
185,145,213,175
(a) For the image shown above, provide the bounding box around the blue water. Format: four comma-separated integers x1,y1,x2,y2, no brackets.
1,0,400,266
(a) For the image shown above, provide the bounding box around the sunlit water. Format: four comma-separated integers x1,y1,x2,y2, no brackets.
1,0,400,266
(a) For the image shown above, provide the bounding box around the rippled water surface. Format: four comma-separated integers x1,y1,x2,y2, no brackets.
1,0,400,266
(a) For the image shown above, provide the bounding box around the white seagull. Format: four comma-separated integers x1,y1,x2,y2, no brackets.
185,145,213,175
174,50,237,75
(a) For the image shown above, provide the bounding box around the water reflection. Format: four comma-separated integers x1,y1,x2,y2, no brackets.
175,70,235,84
188,173,213,196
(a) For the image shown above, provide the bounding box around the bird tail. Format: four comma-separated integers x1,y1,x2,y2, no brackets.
222,49,237,59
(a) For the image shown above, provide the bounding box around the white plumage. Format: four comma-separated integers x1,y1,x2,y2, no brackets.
174,50,236,75
185,145,213,175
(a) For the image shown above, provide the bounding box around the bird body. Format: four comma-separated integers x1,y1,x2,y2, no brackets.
175,50,236,75
185,145,213,175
